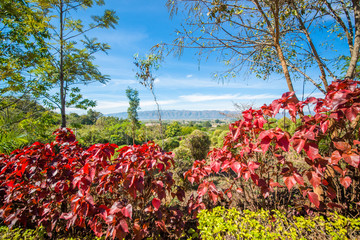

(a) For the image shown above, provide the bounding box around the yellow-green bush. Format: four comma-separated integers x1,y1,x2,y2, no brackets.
197,207,360,240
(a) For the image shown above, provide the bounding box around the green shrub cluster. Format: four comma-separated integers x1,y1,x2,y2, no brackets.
198,206,360,240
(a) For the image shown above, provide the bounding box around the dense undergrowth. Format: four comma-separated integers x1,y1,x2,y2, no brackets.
1,79,360,239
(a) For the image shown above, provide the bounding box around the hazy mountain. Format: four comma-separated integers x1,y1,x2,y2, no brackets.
108,110,239,120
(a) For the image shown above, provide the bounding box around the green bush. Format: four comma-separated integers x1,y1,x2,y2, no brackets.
0,226,47,240
198,206,360,240
182,130,211,160
0,225,105,240
162,137,180,151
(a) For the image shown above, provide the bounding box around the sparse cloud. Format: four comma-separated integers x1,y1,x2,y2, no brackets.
179,93,280,102
186,74,193,78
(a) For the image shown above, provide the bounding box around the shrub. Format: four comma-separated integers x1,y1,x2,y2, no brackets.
163,137,180,151
0,128,185,239
198,206,360,240
184,80,360,215
182,130,211,160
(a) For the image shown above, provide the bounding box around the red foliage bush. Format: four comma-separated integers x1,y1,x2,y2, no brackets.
185,79,360,215
0,128,185,239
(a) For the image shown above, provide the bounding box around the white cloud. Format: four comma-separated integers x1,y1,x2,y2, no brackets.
179,93,279,102
186,74,193,78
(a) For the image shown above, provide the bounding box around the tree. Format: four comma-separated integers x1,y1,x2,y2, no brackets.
0,0,48,97
134,54,165,143
165,121,182,138
35,0,118,127
126,87,140,145
161,0,360,97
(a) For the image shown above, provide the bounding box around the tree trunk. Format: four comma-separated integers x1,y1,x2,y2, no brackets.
290,1,328,91
346,1,360,79
59,0,66,128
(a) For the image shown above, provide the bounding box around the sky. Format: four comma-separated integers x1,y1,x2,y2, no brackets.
67,0,331,115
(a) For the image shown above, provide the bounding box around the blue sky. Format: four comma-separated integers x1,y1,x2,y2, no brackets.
68,0,330,115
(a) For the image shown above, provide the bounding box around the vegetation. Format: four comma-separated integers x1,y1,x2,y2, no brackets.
35,0,118,127
161,0,360,97
198,206,360,239
126,87,140,145
2,0,360,239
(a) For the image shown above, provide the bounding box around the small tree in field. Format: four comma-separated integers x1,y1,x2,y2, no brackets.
126,87,140,145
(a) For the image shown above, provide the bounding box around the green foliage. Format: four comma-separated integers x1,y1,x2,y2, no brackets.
126,87,140,144
166,121,181,138
198,206,360,240
180,125,197,135
181,130,211,160
0,226,47,240
0,96,58,154
35,0,119,127
162,137,180,152
0,0,48,96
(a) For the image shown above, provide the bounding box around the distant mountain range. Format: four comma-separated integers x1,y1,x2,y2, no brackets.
108,110,240,120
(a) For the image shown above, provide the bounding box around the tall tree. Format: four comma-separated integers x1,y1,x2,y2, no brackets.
134,54,165,144
35,0,118,127
0,0,48,97
160,0,360,97
126,87,140,145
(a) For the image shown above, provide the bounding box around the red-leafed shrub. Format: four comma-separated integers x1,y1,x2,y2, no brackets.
0,128,185,239
185,79,360,215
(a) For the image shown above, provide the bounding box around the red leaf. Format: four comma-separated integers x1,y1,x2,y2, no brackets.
152,198,161,211
197,182,208,197
304,142,320,160
231,162,241,176
320,120,330,134
343,152,360,168
248,161,260,173
119,219,129,233
345,106,358,122
327,202,343,209
340,176,352,189
292,139,306,153
121,204,132,219
306,171,321,188
330,151,342,165
294,173,304,186
211,161,221,173
334,142,351,152
284,176,297,191
327,186,337,200
308,192,320,208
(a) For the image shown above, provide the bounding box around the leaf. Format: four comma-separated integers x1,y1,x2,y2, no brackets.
283,176,297,191
304,142,320,160
345,106,358,122
333,142,351,152
327,186,337,200
121,204,132,219
343,152,360,168
320,120,330,134
308,192,320,208
330,151,342,165
119,219,129,233
231,162,241,176
340,176,352,189
152,198,161,211
292,138,306,153
197,182,208,197
306,171,321,188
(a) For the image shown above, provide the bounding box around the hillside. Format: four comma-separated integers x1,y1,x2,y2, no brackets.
108,110,239,120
